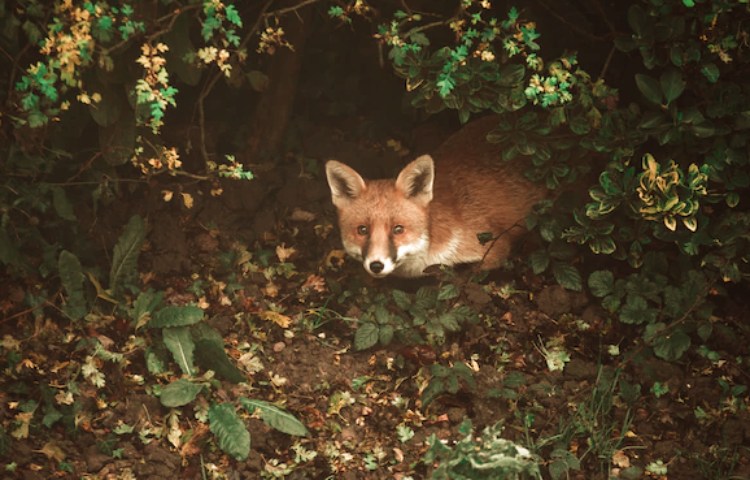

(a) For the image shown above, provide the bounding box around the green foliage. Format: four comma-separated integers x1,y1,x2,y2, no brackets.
423,419,542,480
159,378,204,407
422,362,476,409
352,284,477,350
379,0,750,362
58,250,87,320
208,403,251,461
109,215,146,298
240,398,309,437
162,326,196,376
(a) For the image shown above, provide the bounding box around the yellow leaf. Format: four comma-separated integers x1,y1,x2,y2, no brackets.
275,243,296,262
38,441,66,462
612,449,630,468
260,311,291,328
12,412,33,439
181,193,194,209
162,190,174,202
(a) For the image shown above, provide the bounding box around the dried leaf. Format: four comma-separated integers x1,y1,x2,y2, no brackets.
275,243,296,262
260,311,291,328
301,274,327,293
38,441,66,462
612,449,630,468
290,208,316,222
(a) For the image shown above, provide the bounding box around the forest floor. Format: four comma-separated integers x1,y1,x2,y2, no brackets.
1,118,749,480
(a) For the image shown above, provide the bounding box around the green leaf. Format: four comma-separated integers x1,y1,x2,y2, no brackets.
392,290,412,310
700,63,719,83
619,294,656,325
109,215,146,297
551,262,582,291
588,270,614,298
437,283,459,301
529,250,549,274
58,250,87,320
159,378,202,407
51,187,76,221
497,63,525,87
162,326,195,376
130,290,164,329
660,69,686,104
652,329,691,361
194,339,246,383
379,323,394,345
149,305,205,328
208,403,250,461
354,322,379,351
635,74,663,105
99,112,136,166
240,398,308,437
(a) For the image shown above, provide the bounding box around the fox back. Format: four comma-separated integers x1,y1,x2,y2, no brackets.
325,115,546,277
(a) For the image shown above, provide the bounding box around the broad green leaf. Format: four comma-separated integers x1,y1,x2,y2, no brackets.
354,322,379,351
627,5,650,37
497,63,525,87
159,378,202,407
392,290,412,310
635,74,662,105
58,250,87,320
208,403,250,461
51,186,76,221
588,270,614,298
552,262,583,291
194,339,246,383
438,312,460,332
652,329,691,361
149,305,204,328
660,69,686,104
162,326,195,376
619,294,656,324
379,324,394,346
0,227,25,270
700,63,719,83
601,294,621,313
131,290,164,330
437,283,459,301
99,112,136,166
240,398,308,437
109,215,146,297
529,250,549,274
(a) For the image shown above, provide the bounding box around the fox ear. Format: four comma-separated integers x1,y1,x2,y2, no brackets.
326,160,367,208
396,155,434,206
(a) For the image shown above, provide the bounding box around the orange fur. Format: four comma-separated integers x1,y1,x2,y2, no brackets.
326,115,546,277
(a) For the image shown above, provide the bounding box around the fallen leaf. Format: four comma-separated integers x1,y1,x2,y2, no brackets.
276,243,297,262
261,310,291,328
301,274,327,293
290,208,316,222
38,441,66,462
326,249,347,270
612,449,630,468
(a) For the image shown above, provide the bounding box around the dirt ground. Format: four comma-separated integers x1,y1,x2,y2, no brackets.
1,118,749,480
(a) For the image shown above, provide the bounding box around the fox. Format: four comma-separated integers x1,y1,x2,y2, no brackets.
325,115,547,278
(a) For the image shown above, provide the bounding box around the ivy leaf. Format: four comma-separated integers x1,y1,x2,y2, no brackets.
240,398,308,437
208,403,250,461
588,270,614,298
552,262,583,291
162,326,195,376
354,322,379,351
619,294,656,325
159,378,202,407
635,74,663,105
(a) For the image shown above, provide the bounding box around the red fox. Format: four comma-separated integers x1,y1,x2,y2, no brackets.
325,115,547,277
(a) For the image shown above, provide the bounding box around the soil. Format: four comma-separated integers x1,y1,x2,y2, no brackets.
1,118,749,480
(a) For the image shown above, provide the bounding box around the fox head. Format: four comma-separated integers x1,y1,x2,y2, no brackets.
325,156,434,277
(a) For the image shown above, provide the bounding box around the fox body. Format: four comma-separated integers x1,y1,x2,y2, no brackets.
325,116,546,277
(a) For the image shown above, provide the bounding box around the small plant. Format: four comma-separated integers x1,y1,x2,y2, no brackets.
352,283,478,350
423,419,542,480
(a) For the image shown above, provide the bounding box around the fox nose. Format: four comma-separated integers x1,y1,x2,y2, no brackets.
369,261,385,274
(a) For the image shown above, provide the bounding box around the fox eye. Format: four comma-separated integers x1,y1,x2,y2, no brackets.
356,225,369,235
392,225,405,235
